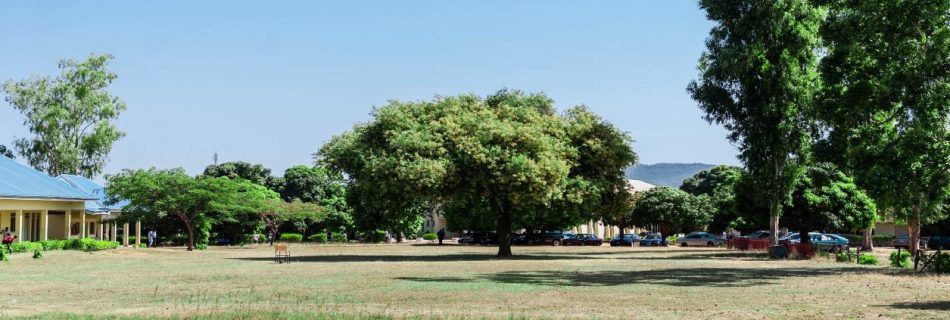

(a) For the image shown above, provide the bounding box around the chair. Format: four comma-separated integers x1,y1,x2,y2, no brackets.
275,244,290,263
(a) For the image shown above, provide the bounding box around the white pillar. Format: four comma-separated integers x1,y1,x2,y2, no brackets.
135,221,141,248
40,209,48,241
123,223,129,247
64,210,72,239
15,210,24,243
112,223,117,242
80,212,87,239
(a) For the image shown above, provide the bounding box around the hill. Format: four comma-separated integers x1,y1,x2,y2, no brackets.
625,163,718,187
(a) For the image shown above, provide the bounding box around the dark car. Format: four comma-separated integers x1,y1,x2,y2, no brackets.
457,232,487,245
639,233,665,246
927,235,949,250
609,233,640,247
480,233,499,245
893,235,929,249
564,233,603,246
512,231,546,245
743,230,770,240
543,232,575,246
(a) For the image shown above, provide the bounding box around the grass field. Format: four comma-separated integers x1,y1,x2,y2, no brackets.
1,244,947,319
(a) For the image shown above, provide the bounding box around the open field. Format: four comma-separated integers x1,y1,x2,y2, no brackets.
1,244,948,319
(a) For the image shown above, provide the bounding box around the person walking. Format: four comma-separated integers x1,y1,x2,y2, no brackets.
147,230,156,247
437,228,446,245
2,231,15,253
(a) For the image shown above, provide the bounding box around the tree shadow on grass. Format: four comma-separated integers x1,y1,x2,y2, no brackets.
229,253,604,263
396,266,876,288
885,301,950,311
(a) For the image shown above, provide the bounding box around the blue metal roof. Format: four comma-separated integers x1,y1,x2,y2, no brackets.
56,174,128,213
0,156,97,201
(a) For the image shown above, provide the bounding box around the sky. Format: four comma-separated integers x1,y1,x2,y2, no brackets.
0,1,739,180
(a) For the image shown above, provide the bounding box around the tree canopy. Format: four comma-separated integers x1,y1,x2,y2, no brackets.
203,161,281,189
2,54,126,177
680,166,743,233
630,186,710,239
782,164,877,244
0,145,13,159
319,90,636,256
689,0,824,244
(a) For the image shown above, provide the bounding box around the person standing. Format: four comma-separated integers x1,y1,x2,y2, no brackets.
437,228,446,245
3,231,16,253
252,233,260,245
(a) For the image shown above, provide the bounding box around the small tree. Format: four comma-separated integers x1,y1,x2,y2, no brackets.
782,164,878,246
680,166,743,233
630,187,710,243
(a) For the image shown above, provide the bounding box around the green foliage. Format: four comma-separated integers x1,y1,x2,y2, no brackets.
11,241,43,253
0,144,13,159
889,251,911,269
1,54,126,177
835,252,850,263
330,232,347,243
689,0,824,243
422,233,438,241
307,234,328,243
320,90,637,256
0,248,7,261
32,250,42,259
202,161,280,189
857,253,878,265
359,230,386,243
817,0,950,253
666,235,678,244
38,240,66,250
280,233,303,243
932,252,950,273
631,187,710,236
680,166,743,232
782,164,878,237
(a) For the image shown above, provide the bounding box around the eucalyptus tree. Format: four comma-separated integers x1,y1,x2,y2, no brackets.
689,0,825,244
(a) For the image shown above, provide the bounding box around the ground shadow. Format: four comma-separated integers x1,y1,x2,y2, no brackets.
396,266,875,288
886,301,950,311
230,253,604,263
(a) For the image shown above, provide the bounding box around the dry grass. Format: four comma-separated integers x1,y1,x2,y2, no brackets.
1,244,947,319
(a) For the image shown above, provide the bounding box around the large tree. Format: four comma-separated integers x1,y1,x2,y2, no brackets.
319,90,636,256
630,186,711,243
688,0,825,245
680,166,743,233
2,54,126,177
279,165,352,232
106,168,270,251
816,0,950,253
203,161,281,189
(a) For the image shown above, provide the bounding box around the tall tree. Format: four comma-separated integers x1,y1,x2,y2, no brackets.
2,54,126,177
320,90,636,256
0,145,13,159
106,168,269,251
817,0,950,253
279,165,353,234
688,0,825,245
680,166,743,233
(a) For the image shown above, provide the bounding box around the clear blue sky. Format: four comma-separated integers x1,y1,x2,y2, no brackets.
0,1,738,179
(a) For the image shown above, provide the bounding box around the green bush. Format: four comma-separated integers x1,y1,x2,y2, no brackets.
0,248,8,261
422,233,438,241
361,230,386,243
280,233,304,243
858,253,878,265
308,234,328,243
39,240,66,250
835,252,851,262
330,233,347,243
10,241,43,253
667,235,678,244
32,250,42,259
889,251,911,268
932,252,950,273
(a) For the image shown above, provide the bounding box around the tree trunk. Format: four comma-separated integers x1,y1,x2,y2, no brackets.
396,232,404,243
184,222,195,251
799,230,810,245
861,227,874,252
909,206,922,254
496,204,512,257
769,203,781,246
617,224,626,242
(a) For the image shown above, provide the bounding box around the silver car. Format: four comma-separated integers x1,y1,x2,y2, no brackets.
679,232,722,247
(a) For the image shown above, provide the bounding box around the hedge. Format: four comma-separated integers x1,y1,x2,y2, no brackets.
308,234,328,243
280,233,303,243
3,239,119,254
330,233,347,243
422,233,438,241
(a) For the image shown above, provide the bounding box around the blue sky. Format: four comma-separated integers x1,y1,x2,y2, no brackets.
0,1,738,179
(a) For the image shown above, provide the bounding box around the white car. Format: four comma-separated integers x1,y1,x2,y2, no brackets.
679,232,722,247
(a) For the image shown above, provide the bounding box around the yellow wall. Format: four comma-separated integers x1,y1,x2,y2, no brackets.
0,198,91,241
0,198,86,211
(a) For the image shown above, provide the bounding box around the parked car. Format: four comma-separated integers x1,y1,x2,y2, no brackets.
543,232,575,246
743,230,770,240
678,232,722,247
512,231,546,245
928,236,950,250
609,233,640,247
457,232,487,245
781,233,850,251
564,233,603,246
639,233,665,246
893,235,929,249
479,233,499,245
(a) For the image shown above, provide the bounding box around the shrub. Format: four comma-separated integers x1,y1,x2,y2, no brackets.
330,233,347,243
39,240,66,251
889,251,911,268
11,241,43,253
0,248,8,261
932,252,950,273
32,250,42,259
835,252,850,263
280,233,303,243
422,233,438,241
361,230,386,243
858,253,878,265
604,236,612,241
667,235,678,244
308,234,328,243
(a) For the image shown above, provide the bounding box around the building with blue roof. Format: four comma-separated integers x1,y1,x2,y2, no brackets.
0,156,123,242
